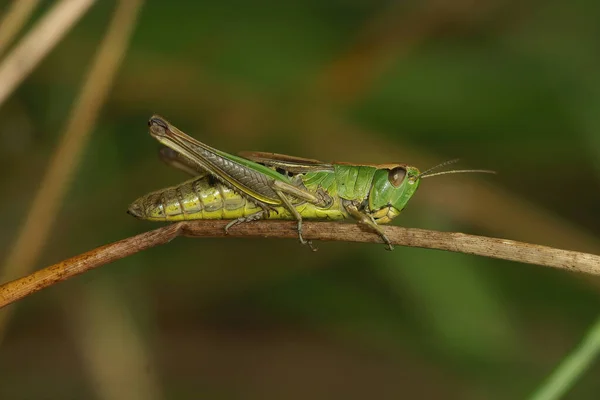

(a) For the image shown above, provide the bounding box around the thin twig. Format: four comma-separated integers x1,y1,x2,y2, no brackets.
0,221,598,309
0,0,96,106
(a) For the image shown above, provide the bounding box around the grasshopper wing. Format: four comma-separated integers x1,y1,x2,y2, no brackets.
159,146,206,177
149,116,323,206
239,151,334,174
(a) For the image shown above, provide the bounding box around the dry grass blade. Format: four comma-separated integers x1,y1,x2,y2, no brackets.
1,1,152,396
0,221,598,309
0,0,96,106
0,0,40,56
0,0,141,342
58,3,152,400
72,279,162,400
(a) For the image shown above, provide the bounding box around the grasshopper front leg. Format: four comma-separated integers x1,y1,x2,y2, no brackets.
344,201,393,250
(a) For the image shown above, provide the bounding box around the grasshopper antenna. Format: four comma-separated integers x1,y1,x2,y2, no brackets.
420,169,496,178
417,158,495,179
415,158,459,179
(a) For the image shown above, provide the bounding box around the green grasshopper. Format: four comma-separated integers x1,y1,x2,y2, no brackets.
128,116,493,250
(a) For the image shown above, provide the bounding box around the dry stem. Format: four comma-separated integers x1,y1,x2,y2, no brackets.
0,221,598,309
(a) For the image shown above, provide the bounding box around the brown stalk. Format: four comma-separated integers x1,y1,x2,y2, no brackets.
0,221,598,309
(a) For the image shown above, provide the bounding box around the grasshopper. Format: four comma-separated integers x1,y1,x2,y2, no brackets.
128,116,493,250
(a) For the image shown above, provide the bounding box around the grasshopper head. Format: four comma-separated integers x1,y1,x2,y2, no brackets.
368,165,421,223
148,115,173,142
367,159,496,223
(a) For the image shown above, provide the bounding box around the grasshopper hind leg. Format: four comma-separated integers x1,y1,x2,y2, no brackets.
223,190,317,251
274,189,317,251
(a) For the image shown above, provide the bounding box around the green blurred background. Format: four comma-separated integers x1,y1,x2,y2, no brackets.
1,1,600,398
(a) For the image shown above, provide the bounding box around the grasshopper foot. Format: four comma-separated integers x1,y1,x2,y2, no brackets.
224,210,266,234
296,220,317,251
301,238,317,252
374,228,394,251
382,235,394,251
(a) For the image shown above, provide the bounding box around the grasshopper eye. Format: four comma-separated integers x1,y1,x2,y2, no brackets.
388,167,406,187
149,116,168,129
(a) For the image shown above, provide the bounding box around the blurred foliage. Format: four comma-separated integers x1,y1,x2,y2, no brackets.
0,0,599,399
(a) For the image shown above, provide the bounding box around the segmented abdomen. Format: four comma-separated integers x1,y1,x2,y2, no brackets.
128,176,263,221
129,175,349,222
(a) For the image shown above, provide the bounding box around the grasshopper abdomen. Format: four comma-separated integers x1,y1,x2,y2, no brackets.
128,176,263,221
